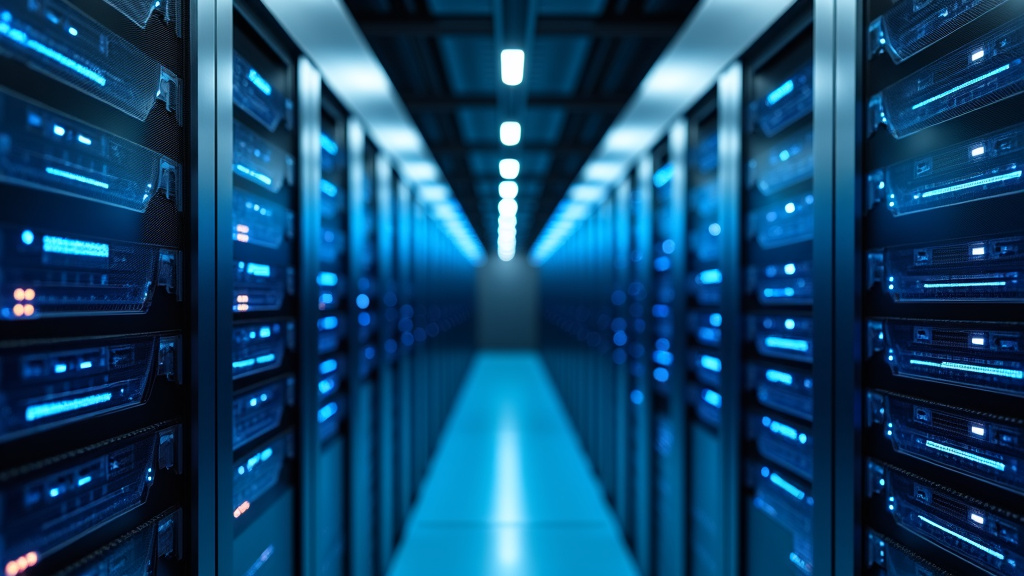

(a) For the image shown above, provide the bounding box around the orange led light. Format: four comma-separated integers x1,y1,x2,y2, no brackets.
233,500,251,518
237,234,250,243
13,288,24,301
23,554,36,568
5,561,18,576
12,304,24,317
236,224,250,233
23,304,34,317
23,289,35,301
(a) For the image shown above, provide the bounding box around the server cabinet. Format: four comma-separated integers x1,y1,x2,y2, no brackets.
0,0,191,573
683,90,726,576
856,1,1024,575
738,9,817,575
375,160,397,571
228,5,303,575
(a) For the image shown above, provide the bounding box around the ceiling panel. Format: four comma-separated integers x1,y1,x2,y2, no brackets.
438,36,497,95
455,107,498,144
427,0,492,15
521,108,566,145
537,0,607,16
528,36,591,96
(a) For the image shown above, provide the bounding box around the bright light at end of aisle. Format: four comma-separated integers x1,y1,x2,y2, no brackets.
499,180,519,199
498,198,518,216
500,121,521,146
500,49,525,86
499,158,520,180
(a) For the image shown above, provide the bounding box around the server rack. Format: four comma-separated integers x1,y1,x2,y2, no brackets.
856,1,1024,575
0,1,190,574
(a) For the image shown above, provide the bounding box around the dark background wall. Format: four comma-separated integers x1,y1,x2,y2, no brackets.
475,255,540,348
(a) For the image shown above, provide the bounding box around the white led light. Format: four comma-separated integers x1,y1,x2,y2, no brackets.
499,180,519,199
972,246,986,256
971,425,986,437
498,214,517,226
498,198,519,216
972,49,985,61
501,49,525,86
499,158,521,180
971,512,985,525
500,121,521,146
785,202,796,213
971,337,986,346
498,251,515,261
972,146,986,157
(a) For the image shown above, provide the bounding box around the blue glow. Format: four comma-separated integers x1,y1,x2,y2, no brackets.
917,515,1005,560
259,326,271,338
699,269,722,285
232,358,256,369
652,304,670,318
662,239,676,254
764,288,797,298
245,262,271,277
319,378,336,395
50,488,60,498
908,359,1023,379
653,164,673,188
630,389,644,405
67,26,77,36
697,327,718,342
779,149,791,162
249,397,258,407
653,350,674,366
924,440,1006,471
784,318,796,330
317,402,339,423
321,133,339,155
358,312,371,326
79,360,92,369
765,336,810,352
45,166,110,189
653,256,671,272
21,229,34,245
319,316,339,331
77,134,92,146
921,170,1022,199
321,179,339,198
784,263,797,275
356,293,370,309
255,353,276,364
235,164,273,187
317,272,339,287
54,363,67,374
700,355,722,373
0,21,107,86
613,330,627,346
53,124,65,136
261,447,273,460
766,418,799,441
766,79,794,106
653,367,669,382
25,392,113,421
709,313,722,327
765,369,794,385
702,389,722,408
655,338,670,351
247,68,272,96
769,472,806,500
319,358,338,375
42,234,109,257
922,281,1007,289
912,64,1011,110
77,475,92,487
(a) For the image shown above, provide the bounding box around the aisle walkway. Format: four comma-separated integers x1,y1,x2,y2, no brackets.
387,351,640,576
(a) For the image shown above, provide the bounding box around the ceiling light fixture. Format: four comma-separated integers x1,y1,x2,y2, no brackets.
498,198,519,216
498,159,520,180
500,49,525,86
498,180,519,199
499,121,521,146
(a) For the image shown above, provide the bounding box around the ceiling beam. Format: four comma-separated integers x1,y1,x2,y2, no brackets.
357,16,680,38
430,142,593,155
405,94,627,113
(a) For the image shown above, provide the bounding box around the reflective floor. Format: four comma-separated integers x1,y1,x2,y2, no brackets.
387,351,640,576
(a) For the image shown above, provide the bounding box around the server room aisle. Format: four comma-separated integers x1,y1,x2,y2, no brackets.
387,351,641,576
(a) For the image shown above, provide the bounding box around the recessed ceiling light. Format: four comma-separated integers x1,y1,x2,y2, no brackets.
498,198,519,216
499,121,521,146
498,180,519,199
500,49,524,86
498,159,520,180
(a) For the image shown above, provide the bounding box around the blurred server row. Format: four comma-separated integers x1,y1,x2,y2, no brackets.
0,2,474,575
540,1,1024,575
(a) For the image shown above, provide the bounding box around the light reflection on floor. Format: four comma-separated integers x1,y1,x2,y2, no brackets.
387,351,640,576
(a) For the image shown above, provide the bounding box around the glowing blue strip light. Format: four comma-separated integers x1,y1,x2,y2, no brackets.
235,164,273,187
767,419,799,441
697,327,718,342
317,402,339,423
25,393,113,421
921,170,1023,199
702,389,722,408
321,179,339,198
917,515,1005,561
653,164,673,188
699,269,723,285
321,133,339,155
912,64,1012,111
77,475,92,486
45,166,110,189
766,79,794,106
317,272,339,287
764,287,797,298
248,68,272,96
319,316,339,331
319,378,336,395
765,336,810,352
0,20,107,86
908,358,1023,380
255,353,276,364
922,281,1007,289
924,440,1006,471
701,355,722,373
42,234,109,258
233,358,256,369
769,472,806,500
246,262,271,277
319,359,338,375
766,369,794,385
